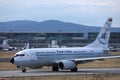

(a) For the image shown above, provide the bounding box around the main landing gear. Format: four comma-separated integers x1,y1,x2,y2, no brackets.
52,63,59,71
71,67,78,72
52,63,78,72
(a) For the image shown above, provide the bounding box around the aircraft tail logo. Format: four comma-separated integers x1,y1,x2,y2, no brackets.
86,18,112,50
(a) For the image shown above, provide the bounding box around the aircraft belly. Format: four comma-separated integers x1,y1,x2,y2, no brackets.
36,56,55,66
14,59,33,66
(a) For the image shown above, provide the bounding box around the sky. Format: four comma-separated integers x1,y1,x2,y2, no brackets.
0,0,120,27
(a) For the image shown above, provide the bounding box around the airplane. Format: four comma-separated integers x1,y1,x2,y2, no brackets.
0,40,9,50
48,40,67,48
0,39,16,51
48,40,59,48
21,43,30,50
10,18,120,72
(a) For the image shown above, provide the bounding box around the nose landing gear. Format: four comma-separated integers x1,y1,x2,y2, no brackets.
19,66,26,73
22,68,26,73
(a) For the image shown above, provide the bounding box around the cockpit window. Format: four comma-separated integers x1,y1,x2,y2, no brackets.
14,54,25,57
20,54,25,56
15,54,19,57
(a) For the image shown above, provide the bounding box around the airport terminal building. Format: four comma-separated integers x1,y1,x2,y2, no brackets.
0,20,120,49
0,32,120,48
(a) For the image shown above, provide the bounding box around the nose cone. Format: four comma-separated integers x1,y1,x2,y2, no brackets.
9,57,14,64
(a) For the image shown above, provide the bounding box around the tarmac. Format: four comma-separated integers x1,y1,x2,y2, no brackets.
0,68,120,77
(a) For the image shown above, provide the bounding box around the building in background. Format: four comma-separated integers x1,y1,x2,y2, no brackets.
0,32,119,48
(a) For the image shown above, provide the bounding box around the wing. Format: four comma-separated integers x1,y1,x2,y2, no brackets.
73,55,120,64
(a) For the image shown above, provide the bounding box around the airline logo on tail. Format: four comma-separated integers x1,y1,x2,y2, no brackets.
86,18,112,49
98,18,112,45
98,31,108,44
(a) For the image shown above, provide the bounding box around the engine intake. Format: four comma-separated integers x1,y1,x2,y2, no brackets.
59,60,76,69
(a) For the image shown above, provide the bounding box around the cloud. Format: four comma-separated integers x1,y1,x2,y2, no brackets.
0,0,115,7
0,0,120,27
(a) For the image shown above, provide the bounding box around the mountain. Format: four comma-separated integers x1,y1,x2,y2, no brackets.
0,20,119,33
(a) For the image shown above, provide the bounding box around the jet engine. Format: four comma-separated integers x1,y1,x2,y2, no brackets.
59,60,76,69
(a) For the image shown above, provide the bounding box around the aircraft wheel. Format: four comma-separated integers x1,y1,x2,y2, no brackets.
52,63,59,71
22,68,26,73
71,67,78,72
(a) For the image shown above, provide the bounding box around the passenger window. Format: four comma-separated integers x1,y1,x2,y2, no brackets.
20,54,25,56
14,54,25,57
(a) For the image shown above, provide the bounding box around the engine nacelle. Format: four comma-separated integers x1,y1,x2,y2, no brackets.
59,60,76,69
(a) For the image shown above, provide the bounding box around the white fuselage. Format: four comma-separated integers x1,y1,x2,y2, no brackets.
14,47,105,68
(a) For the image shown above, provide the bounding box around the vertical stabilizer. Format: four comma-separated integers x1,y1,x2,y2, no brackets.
2,40,9,48
25,43,30,49
86,18,112,50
